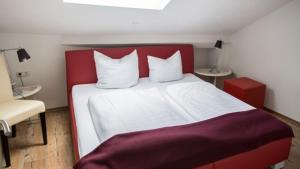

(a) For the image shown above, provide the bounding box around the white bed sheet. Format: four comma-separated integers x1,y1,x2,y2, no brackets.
72,73,201,158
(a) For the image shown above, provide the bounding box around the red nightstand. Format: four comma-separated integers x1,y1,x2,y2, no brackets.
224,77,266,108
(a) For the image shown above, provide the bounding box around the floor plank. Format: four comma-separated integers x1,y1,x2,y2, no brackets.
8,108,300,169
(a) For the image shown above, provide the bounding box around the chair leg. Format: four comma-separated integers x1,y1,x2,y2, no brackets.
39,112,47,145
0,131,11,167
11,125,16,138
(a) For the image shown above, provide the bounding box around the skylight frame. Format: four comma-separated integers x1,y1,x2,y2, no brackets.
63,0,172,10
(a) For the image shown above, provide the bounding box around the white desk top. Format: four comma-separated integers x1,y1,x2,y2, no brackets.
13,85,42,99
194,68,232,77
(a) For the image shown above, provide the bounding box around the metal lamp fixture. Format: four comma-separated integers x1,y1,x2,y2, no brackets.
0,47,31,90
17,48,31,62
214,40,223,49
0,48,31,62
209,40,223,73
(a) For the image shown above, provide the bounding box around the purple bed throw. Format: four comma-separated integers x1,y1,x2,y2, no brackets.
75,109,294,169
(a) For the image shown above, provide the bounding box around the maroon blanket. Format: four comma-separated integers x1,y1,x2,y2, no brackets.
75,109,293,169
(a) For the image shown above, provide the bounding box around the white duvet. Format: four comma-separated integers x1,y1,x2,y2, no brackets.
88,88,189,143
166,82,254,122
88,79,254,144
72,74,255,157
73,73,201,157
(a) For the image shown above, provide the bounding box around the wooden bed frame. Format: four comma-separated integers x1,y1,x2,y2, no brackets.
65,44,292,169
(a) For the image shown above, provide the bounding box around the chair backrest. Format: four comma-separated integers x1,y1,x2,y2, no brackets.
0,54,13,102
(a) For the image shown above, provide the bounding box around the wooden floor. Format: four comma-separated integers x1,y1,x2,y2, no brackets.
9,109,74,169
7,108,300,169
273,113,300,169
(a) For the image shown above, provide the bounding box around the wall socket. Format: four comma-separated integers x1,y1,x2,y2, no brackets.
16,72,29,77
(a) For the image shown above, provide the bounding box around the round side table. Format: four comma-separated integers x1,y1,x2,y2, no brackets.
194,68,232,86
13,85,42,99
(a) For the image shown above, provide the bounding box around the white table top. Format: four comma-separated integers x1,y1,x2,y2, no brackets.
194,68,232,77
13,85,42,99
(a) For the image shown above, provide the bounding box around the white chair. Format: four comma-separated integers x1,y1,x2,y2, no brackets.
0,54,47,167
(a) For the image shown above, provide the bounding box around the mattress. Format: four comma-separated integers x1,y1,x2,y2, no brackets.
72,73,254,158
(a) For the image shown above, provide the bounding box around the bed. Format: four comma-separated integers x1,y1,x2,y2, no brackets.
65,44,292,169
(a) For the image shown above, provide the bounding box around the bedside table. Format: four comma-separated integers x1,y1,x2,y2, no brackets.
194,68,232,86
224,77,266,108
13,85,42,99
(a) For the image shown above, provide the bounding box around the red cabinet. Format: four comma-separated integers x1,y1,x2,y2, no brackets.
224,77,266,108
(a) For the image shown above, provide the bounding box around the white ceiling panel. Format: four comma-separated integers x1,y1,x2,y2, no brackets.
0,0,291,35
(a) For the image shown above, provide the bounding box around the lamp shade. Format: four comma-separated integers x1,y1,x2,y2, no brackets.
17,48,31,62
214,40,223,49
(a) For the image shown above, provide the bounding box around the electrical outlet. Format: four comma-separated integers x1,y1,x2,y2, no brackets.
16,72,29,77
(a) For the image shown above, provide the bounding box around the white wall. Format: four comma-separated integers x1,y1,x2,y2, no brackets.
194,48,210,69
206,44,230,69
0,33,67,108
0,33,214,109
228,0,300,122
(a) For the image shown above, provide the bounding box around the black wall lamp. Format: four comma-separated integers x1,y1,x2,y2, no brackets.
0,48,31,62
209,40,223,73
0,47,31,88
214,40,223,49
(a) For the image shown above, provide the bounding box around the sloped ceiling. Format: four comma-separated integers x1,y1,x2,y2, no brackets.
0,0,291,35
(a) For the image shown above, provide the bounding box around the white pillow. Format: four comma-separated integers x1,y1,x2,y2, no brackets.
94,50,139,88
147,50,183,82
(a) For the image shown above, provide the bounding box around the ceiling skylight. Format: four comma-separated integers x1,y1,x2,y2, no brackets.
63,0,172,10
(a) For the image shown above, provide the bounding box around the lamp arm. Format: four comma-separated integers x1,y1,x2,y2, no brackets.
0,48,20,52
0,120,11,136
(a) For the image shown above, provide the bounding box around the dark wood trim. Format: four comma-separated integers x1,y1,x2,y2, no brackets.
264,107,300,127
46,106,68,112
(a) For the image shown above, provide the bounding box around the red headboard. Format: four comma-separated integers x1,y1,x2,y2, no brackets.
65,44,194,98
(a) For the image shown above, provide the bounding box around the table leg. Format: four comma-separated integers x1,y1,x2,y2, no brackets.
213,77,217,86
